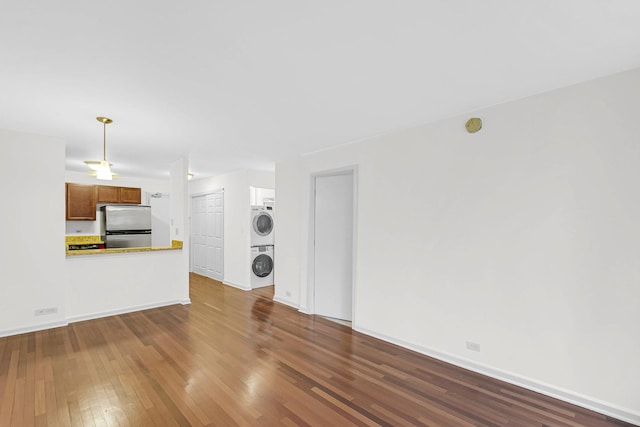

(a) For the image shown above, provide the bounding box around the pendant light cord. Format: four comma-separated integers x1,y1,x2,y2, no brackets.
103,121,107,161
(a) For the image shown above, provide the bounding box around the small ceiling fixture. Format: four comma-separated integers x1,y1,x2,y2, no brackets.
465,117,482,133
85,116,117,180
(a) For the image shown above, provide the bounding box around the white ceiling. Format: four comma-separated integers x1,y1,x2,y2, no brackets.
2,1,640,180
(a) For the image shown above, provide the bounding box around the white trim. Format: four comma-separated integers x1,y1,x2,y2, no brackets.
223,280,251,291
2,298,189,338
306,173,316,313
0,320,69,338
273,295,299,309
190,188,224,198
298,307,311,315
355,326,640,426
67,300,184,324
251,282,274,289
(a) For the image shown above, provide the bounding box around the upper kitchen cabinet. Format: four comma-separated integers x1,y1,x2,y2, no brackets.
95,185,141,204
120,186,141,204
66,183,143,221
66,183,97,220
95,185,120,203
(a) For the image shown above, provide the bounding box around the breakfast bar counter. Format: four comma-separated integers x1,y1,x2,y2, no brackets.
65,235,183,256
66,240,182,256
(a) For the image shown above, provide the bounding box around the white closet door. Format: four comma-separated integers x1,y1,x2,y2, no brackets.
206,192,224,281
192,191,224,281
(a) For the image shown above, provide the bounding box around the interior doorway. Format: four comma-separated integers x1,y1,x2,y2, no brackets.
312,169,356,323
191,190,224,281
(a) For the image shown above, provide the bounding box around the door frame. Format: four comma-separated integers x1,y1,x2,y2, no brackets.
190,189,224,279
306,166,358,325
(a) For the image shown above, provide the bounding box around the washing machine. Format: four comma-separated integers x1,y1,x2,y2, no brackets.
251,205,274,246
251,245,274,288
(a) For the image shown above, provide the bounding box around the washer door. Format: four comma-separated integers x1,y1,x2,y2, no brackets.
252,254,273,277
253,212,274,236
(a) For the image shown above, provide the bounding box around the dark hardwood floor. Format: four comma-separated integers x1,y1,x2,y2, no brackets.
0,273,634,426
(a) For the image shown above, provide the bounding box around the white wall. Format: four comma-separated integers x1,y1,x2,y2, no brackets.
149,193,171,247
189,169,275,289
274,161,304,305
0,130,67,336
275,68,640,423
169,158,191,301
66,251,189,320
65,170,172,191
248,169,275,188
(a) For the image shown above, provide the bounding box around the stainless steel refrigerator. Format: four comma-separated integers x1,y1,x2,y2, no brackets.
100,205,152,248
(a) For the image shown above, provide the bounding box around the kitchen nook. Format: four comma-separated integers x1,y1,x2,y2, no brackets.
61,158,191,328
65,182,183,256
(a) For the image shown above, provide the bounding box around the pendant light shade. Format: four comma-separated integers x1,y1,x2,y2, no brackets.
96,160,112,180
85,116,116,180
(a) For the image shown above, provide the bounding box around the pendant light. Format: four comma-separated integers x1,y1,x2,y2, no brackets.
85,116,116,180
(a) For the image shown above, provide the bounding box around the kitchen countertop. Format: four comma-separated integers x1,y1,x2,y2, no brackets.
65,236,183,256
66,235,104,245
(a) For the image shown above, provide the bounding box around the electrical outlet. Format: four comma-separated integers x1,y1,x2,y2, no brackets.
286,291,291,297
34,307,58,316
466,341,481,352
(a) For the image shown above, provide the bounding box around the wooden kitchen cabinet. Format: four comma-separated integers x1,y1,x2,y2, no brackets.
120,186,141,204
66,183,97,220
66,183,142,221
95,185,120,203
96,185,142,204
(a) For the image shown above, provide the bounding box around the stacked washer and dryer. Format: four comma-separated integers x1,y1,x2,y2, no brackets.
250,205,275,288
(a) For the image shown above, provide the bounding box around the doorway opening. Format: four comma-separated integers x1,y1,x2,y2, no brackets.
309,167,357,325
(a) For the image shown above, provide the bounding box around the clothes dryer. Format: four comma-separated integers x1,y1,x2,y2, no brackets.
250,205,274,246
251,245,274,288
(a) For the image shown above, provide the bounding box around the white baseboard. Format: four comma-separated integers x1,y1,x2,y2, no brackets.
252,282,274,289
223,280,251,291
2,299,192,338
0,320,69,338
273,295,299,309
355,326,640,426
67,300,185,324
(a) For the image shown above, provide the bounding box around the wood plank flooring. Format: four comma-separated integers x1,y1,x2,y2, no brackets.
0,273,634,426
